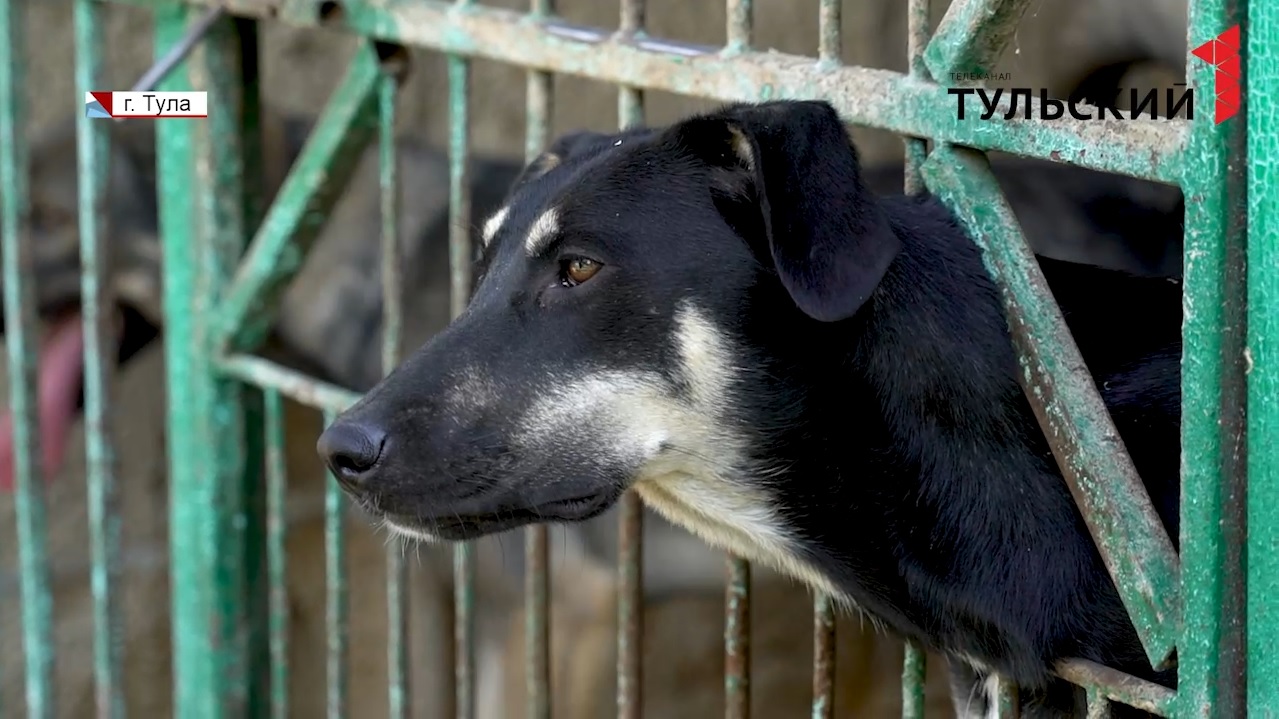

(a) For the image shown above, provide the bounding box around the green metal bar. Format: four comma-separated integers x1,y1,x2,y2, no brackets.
155,7,261,716
810,595,835,719
900,642,926,719
73,0,124,716
323,408,349,719
922,0,1032,81
524,4,553,713
1175,0,1250,715
108,0,1189,183
265,388,289,719
0,0,54,715
919,145,1182,667
447,46,478,719
724,557,750,719
378,58,412,719
214,42,385,354
991,676,1019,718
1248,1,1279,714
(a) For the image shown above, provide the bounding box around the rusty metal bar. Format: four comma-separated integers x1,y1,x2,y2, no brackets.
220,354,360,413
523,2,553,714
725,0,751,53
1085,691,1112,719
922,0,1033,80
0,0,54,714
724,557,750,719
919,145,1181,666
1056,660,1177,716
114,0,1187,183
264,389,289,719
446,20,478,715
73,0,124,715
378,52,411,719
323,408,349,719
811,595,835,719
817,0,839,63
614,8,646,715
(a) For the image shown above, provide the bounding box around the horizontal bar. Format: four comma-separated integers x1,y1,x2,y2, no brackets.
214,40,387,355
920,145,1181,666
113,0,1188,184
218,353,361,413
1057,659,1176,716
923,0,1033,80
0,0,55,714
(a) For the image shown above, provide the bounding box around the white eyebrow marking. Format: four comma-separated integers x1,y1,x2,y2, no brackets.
524,207,560,256
481,206,509,247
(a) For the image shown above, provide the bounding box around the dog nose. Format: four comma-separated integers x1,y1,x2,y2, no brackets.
317,421,387,489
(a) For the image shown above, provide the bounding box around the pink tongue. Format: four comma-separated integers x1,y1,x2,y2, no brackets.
0,314,85,492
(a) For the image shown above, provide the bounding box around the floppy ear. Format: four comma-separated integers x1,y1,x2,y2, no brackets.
668,100,902,322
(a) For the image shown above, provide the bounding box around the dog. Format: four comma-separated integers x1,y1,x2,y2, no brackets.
318,99,1183,717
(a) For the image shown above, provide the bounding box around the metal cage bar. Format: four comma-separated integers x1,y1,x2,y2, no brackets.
324,406,350,718
0,0,54,715
2,0,1266,716
1247,0,1279,713
378,54,411,719
265,388,290,719
73,0,125,715
524,1,554,715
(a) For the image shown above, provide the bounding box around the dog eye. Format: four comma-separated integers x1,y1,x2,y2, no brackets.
561,257,603,287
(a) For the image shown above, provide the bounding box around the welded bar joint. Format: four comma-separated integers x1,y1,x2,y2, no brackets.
919,145,1181,667
922,0,1034,81
214,40,390,354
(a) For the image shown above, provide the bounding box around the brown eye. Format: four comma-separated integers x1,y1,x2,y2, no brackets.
563,257,603,286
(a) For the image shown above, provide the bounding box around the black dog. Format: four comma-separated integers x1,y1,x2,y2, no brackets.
318,100,1181,717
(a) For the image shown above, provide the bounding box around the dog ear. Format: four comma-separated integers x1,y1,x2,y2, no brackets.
668,101,902,322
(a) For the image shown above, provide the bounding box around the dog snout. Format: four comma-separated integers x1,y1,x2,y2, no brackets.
317,420,387,491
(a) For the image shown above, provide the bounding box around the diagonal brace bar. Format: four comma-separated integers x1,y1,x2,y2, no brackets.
214,40,389,354
923,0,1034,82
920,145,1181,668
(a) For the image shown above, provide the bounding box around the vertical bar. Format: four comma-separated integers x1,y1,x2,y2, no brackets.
616,492,643,719
0,0,54,716
810,595,835,719
323,409,349,719
817,0,840,64
1176,0,1249,716
524,1,553,714
901,4,930,716
991,677,1019,719
724,557,750,719
265,389,289,719
615,8,645,716
900,643,926,719
903,0,931,195
1084,689,1111,719
725,0,752,53
1247,0,1279,715
73,1,124,716
447,26,477,717
155,7,259,716
378,61,411,719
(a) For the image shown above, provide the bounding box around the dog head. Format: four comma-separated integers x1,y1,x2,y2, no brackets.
317,100,901,549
